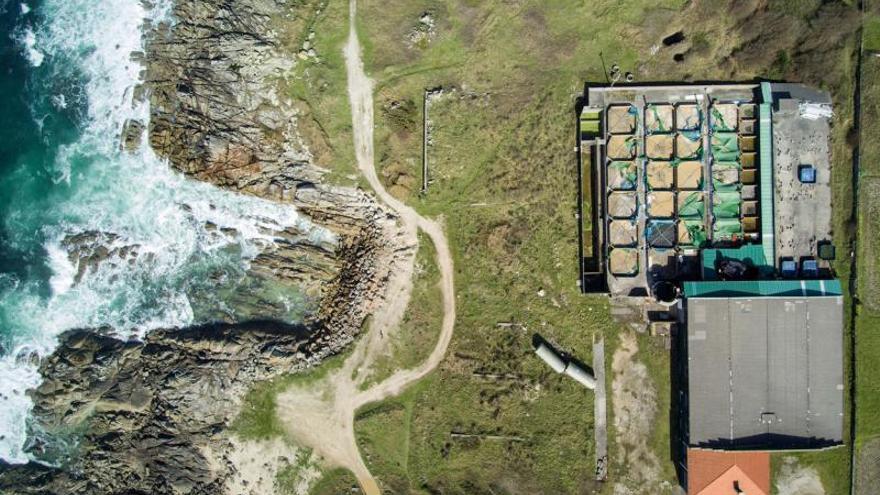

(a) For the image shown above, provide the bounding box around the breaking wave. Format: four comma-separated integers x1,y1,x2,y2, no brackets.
0,0,330,463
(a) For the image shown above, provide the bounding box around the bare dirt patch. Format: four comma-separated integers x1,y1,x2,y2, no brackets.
611,331,668,494
775,456,825,495
218,437,321,495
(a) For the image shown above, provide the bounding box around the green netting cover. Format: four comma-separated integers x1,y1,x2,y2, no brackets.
682,219,707,247
713,191,741,218
713,218,743,238
679,107,702,130
711,107,735,131
712,162,741,191
712,132,738,151
627,137,638,152
647,104,668,134
714,151,737,161
609,161,637,189
712,133,739,162
679,191,705,218
581,109,601,119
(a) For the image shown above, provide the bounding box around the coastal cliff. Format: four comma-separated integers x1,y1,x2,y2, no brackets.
0,0,404,493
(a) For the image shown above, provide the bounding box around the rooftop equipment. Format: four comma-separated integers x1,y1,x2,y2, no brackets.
781,260,797,278
801,259,819,278
799,102,833,120
818,242,836,261
798,164,816,184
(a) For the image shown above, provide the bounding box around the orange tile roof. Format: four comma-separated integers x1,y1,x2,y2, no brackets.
687,449,770,495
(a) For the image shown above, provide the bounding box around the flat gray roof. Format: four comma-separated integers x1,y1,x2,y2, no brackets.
686,295,844,450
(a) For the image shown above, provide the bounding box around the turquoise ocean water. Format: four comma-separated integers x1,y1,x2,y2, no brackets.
0,0,328,462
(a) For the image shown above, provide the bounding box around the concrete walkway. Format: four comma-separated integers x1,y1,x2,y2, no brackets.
594,336,608,481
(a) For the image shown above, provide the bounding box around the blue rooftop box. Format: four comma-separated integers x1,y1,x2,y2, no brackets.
798,165,816,183
802,259,819,278
781,260,797,278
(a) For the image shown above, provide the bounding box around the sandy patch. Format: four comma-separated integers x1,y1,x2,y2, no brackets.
646,134,674,160
609,247,639,275
775,456,825,495
611,331,667,493
608,105,637,134
203,437,322,495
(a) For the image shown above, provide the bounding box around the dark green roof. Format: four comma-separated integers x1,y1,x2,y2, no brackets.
684,279,842,298
701,244,773,280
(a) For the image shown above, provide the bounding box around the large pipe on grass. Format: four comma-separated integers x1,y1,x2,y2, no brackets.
534,342,596,390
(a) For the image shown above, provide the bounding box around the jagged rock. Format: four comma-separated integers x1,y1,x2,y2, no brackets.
61,231,142,284
145,0,319,194
120,119,145,152
1,324,321,495
0,0,407,493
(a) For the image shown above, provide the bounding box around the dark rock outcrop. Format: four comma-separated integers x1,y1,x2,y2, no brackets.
1,323,326,495
145,0,318,195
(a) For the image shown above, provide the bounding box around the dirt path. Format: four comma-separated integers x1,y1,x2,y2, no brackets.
611,332,666,494
276,1,456,493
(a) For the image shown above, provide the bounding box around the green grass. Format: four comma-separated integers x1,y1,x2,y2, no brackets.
231,351,349,440
857,57,880,311
354,379,426,493
856,310,880,445
273,0,361,185
770,449,851,495
360,231,443,389
864,14,880,53
348,0,862,492
853,38,880,493
353,1,684,490
309,468,360,495
275,447,319,494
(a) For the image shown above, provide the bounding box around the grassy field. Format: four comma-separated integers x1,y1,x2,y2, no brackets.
226,0,865,493
864,12,880,53
274,0,361,184
350,0,861,493
308,468,361,495
854,9,880,491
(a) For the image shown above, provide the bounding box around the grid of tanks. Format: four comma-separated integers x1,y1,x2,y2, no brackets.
606,100,760,278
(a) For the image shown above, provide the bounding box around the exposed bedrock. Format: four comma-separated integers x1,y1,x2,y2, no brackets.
0,0,410,493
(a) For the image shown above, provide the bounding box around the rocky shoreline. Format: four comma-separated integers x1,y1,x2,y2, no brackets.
0,0,406,493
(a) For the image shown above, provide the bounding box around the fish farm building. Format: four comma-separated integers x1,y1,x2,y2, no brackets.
576,82,842,495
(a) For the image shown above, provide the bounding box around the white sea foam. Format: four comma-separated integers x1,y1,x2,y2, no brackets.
0,0,334,463
45,242,74,295
17,26,43,66
50,93,66,110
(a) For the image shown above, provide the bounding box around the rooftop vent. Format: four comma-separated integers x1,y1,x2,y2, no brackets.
798,164,816,183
